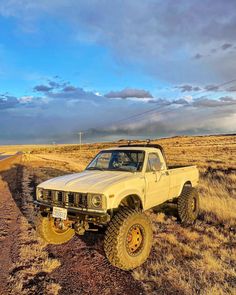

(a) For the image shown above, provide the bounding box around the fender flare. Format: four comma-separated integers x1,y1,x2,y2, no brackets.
110,189,144,209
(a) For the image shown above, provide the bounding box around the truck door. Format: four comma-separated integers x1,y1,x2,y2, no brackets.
145,153,170,209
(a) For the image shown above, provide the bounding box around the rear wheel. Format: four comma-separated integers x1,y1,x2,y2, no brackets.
37,216,75,244
104,208,153,270
178,187,199,225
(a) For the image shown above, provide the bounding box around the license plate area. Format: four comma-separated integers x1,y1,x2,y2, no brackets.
52,206,67,220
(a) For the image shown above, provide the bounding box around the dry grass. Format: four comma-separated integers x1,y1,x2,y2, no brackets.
8,216,61,295
199,174,236,227
1,134,236,294
133,210,236,294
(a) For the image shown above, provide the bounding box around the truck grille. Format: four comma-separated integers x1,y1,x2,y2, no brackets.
68,193,75,204
57,191,63,203
78,193,88,208
43,190,52,201
42,190,88,208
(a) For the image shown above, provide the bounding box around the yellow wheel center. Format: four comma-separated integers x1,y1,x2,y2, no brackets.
127,225,143,254
191,198,196,212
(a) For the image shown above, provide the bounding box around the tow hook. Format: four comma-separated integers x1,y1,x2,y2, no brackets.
54,218,66,230
74,220,89,235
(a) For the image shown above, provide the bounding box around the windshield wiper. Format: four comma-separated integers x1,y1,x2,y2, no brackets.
109,168,136,172
86,167,104,171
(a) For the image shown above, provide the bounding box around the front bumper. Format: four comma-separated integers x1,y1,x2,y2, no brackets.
34,200,108,216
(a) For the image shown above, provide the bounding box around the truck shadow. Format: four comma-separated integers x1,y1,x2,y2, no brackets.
153,202,179,219
0,163,108,251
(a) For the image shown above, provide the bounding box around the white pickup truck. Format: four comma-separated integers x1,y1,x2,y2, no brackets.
35,144,199,270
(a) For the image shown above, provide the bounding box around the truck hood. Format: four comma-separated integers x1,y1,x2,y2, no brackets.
38,170,136,193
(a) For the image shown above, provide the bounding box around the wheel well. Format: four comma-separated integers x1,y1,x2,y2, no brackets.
183,181,192,188
119,195,143,210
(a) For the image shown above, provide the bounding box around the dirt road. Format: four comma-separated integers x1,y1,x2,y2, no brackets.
0,176,20,294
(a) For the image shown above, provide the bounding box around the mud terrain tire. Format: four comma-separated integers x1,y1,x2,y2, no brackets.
37,216,75,244
104,208,153,270
178,187,199,225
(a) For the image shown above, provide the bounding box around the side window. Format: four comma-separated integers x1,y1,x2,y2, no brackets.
146,153,162,172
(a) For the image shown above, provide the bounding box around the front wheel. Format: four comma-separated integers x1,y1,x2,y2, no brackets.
36,216,75,244
104,208,153,270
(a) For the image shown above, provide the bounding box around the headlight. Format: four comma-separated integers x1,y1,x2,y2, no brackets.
90,194,103,208
37,187,43,200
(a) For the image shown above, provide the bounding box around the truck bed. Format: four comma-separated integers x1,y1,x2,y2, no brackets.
167,165,199,199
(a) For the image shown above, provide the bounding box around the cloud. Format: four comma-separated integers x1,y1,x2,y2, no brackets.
204,84,220,91
0,94,19,109
1,1,236,83
48,80,62,88
193,53,203,60
63,86,77,92
221,43,233,50
86,102,236,141
34,78,68,93
1,77,236,143
192,97,236,107
176,85,201,92
227,86,236,92
219,96,235,102
18,96,33,104
32,78,100,101
105,88,153,99
34,84,53,92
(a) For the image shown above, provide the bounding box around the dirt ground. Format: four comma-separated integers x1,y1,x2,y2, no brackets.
0,134,235,294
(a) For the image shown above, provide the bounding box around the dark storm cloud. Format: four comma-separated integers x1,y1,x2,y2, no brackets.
176,82,236,93
219,96,235,102
34,78,68,93
48,80,62,88
63,86,77,92
32,78,98,100
48,87,99,100
192,97,236,108
85,99,236,140
173,99,190,105
34,84,53,92
0,95,19,109
204,85,220,91
1,82,235,143
193,53,203,60
221,43,233,50
148,98,172,105
105,88,153,99
176,85,201,92
227,86,236,92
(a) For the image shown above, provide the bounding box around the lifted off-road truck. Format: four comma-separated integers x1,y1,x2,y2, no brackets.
35,143,199,270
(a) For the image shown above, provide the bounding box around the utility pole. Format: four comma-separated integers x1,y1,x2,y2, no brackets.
78,132,83,150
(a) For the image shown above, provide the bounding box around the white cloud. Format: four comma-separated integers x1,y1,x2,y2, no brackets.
18,96,33,103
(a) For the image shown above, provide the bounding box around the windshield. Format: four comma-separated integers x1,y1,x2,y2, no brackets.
86,150,145,172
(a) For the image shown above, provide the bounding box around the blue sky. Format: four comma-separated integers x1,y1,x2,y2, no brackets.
0,0,236,144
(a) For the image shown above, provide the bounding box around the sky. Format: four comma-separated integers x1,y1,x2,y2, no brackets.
0,0,236,144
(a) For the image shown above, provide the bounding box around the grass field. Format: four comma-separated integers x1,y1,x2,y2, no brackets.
0,134,235,294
